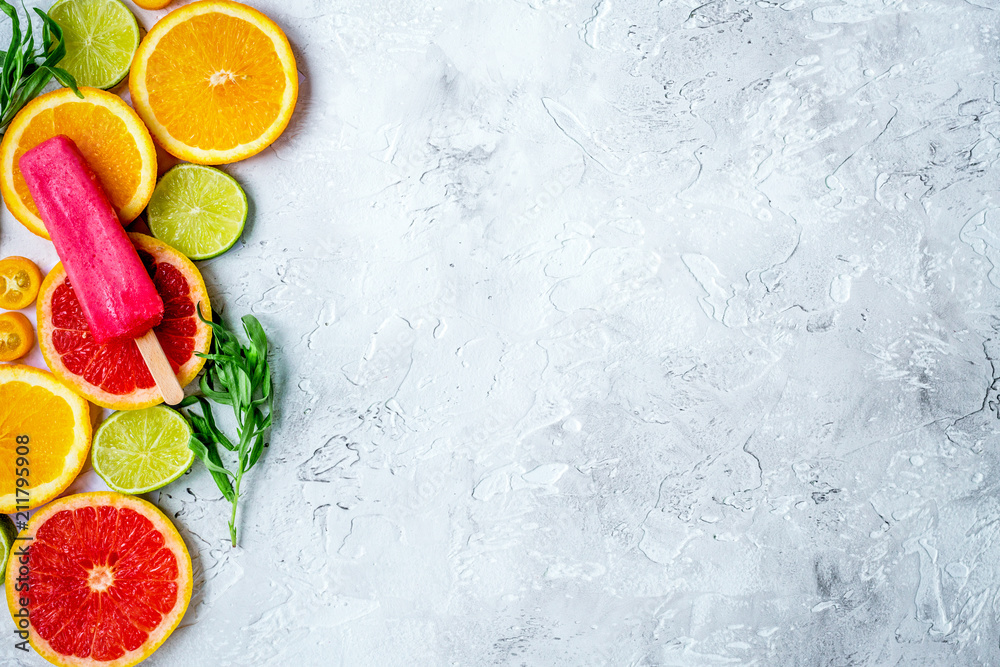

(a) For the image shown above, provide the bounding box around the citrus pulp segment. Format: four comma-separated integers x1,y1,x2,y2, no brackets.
37,234,212,410
0,364,92,513
0,87,157,238
4,492,193,667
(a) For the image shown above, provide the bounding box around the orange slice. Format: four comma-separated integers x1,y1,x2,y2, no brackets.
0,313,34,361
129,0,298,164
0,256,41,309
5,492,193,667
0,364,92,513
0,87,157,239
134,0,173,8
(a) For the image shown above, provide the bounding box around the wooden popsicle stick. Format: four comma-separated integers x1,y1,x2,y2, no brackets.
135,329,184,405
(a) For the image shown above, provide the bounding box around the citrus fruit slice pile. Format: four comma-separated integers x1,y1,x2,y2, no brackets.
148,164,248,259
0,1,296,663
0,87,157,239
48,0,141,90
0,256,41,309
37,233,212,409
5,492,193,667
92,406,195,494
0,364,92,513
130,0,298,164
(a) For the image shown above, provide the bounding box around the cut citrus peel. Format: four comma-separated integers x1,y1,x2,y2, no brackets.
0,87,157,238
0,364,92,513
37,233,212,410
129,0,298,164
0,255,41,309
4,492,193,667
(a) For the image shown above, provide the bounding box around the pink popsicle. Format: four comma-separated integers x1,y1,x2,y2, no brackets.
19,135,163,344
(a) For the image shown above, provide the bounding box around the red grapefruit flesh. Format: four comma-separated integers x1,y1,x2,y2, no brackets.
37,233,212,410
5,492,193,667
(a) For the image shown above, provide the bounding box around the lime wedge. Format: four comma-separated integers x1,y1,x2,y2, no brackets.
147,164,248,260
92,406,195,495
0,514,15,576
49,0,140,90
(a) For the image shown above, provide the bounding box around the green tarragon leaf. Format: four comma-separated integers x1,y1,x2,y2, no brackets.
0,3,79,135
181,308,273,547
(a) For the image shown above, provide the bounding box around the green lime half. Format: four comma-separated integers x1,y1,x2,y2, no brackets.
147,164,248,260
0,514,15,576
92,406,195,495
49,0,140,90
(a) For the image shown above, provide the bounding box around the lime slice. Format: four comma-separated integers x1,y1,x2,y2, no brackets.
49,0,140,90
0,514,15,575
147,164,248,260
92,406,195,494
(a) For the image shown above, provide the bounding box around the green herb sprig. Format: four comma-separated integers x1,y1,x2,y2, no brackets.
180,307,273,547
0,1,80,134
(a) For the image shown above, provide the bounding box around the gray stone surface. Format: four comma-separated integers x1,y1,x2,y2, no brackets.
3,0,1000,664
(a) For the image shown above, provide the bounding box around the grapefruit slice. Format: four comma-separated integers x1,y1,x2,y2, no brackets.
37,233,212,410
5,492,193,667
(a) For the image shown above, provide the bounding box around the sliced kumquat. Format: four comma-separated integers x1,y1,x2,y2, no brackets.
0,255,41,310
0,312,34,361
134,0,174,9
